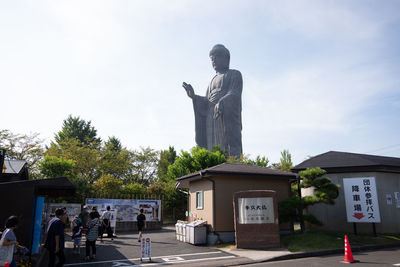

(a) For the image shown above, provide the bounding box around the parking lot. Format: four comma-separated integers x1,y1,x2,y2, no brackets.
60,226,242,267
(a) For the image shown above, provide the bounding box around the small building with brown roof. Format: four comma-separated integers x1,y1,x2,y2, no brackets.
176,162,297,243
292,151,400,233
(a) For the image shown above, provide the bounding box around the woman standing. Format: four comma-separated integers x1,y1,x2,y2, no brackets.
84,212,100,261
1,216,25,267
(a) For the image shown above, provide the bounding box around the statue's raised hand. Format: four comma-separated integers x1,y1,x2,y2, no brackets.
182,82,195,99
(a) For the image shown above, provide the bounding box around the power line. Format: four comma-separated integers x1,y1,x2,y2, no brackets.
365,144,400,154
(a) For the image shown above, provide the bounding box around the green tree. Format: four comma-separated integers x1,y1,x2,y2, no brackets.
278,167,340,231
54,115,101,147
158,146,177,183
93,174,123,196
228,154,270,167
272,149,293,171
167,146,226,180
46,138,100,184
130,147,159,186
120,183,146,195
0,129,44,177
39,155,75,178
99,136,133,180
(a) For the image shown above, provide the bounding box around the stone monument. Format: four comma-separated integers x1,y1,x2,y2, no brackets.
233,190,280,248
183,44,243,157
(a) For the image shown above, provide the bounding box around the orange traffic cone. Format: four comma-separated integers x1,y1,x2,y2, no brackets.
340,235,359,264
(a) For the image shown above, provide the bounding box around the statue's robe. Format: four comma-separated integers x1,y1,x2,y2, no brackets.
192,69,243,157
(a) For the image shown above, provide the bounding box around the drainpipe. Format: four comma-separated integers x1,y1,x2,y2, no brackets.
200,171,219,240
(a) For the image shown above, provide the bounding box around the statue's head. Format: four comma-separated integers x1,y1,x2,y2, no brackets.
209,44,230,73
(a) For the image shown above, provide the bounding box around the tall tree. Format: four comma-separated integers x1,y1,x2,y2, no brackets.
99,136,133,180
158,146,177,183
228,154,270,168
39,155,75,178
54,115,101,147
272,149,293,171
93,174,123,196
46,138,100,184
167,146,226,180
131,147,159,186
0,129,44,177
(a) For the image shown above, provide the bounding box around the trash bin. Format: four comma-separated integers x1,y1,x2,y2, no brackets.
175,220,187,241
186,220,207,245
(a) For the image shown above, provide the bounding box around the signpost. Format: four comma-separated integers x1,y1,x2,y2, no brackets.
140,237,151,262
343,177,381,236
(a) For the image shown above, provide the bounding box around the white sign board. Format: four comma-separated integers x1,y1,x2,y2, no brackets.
238,197,274,224
140,237,151,261
343,177,381,223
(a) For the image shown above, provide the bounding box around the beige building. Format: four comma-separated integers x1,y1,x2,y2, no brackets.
292,151,400,233
176,163,296,243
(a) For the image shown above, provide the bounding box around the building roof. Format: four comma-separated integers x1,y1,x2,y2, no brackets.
176,162,296,188
3,159,27,174
0,176,76,196
292,151,400,173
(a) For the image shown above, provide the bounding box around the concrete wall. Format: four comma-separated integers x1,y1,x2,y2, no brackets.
306,171,400,233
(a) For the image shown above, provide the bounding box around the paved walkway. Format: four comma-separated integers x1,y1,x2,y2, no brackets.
37,226,400,266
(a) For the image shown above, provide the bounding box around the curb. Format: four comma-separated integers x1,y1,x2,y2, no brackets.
224,242,400,266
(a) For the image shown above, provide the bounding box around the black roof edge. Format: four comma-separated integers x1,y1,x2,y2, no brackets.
291,165,400,174
176,169,297,181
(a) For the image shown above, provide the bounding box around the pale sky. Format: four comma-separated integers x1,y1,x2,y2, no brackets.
1,0,399,165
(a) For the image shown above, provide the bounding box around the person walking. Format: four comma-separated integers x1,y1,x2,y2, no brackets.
45,208,68,267
101,206,113,241
0,216,26,267
136,209,146,242
84,211,100,261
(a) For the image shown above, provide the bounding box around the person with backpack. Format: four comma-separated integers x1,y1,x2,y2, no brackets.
84,211,100,261
70,216,83,255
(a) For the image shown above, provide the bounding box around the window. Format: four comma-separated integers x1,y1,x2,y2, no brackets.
196,191,203,209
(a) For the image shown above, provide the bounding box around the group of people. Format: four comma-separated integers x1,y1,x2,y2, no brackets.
70,205,114,261
43,205,115,266
1,206,146,267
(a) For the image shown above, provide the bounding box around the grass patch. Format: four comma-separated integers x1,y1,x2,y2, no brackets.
281,231,400,252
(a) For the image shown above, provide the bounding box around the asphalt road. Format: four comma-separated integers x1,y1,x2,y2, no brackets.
61,228,243,267
245,247,400,267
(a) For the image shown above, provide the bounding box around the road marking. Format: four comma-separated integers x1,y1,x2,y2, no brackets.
113,255,237,266
393,264,400,266
64,251,226,266
161,257,184,262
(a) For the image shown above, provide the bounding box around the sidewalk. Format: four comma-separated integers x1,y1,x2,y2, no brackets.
218,242,400,266
35,226,400,267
